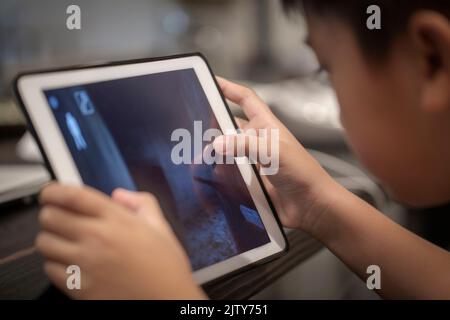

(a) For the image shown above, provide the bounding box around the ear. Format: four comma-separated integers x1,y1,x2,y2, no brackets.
409,11,450,113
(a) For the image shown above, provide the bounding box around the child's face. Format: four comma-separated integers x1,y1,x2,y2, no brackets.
305,14,450,207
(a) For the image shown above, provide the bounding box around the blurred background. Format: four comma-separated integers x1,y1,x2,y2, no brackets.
1,0,445,299
1,0,326,133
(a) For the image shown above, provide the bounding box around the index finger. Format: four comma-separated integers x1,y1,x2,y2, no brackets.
216,76,270,119
39,183,116,217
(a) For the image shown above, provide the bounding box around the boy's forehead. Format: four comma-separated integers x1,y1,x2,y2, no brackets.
304,15,352,51
302,18,329,53
304,14,330,47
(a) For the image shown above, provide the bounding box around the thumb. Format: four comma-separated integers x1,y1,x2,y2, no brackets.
112,189,168,228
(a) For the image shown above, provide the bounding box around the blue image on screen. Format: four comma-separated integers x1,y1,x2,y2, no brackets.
44,68,270,270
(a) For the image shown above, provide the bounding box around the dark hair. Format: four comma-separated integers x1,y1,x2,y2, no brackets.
282,0,450,59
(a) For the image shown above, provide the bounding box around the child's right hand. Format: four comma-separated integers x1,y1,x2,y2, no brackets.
214,77,344,234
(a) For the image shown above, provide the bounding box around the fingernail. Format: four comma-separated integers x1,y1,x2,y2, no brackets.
112,188,133,197
213,135,233,155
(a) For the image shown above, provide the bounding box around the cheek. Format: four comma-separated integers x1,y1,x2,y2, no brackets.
338,93,384,173
331,71,401,183
332,69,424,205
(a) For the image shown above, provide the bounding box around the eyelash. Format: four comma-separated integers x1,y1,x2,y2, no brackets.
315,65,328,75
315,66,325,74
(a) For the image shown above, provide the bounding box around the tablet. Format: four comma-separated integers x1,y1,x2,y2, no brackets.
14,53,287,284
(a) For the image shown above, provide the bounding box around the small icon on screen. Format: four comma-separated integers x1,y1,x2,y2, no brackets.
48,96,59,110
65,112,87,151
73,90,95,115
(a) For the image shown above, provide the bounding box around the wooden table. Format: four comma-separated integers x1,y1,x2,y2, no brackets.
0,134,323,299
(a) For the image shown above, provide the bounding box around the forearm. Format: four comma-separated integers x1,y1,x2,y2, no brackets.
312,184,450,299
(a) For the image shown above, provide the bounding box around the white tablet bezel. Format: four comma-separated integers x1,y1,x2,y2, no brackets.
16,54,287,285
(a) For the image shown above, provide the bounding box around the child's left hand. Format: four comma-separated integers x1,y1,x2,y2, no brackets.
36,183,206,299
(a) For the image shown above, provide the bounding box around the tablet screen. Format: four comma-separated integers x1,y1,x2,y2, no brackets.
42,68,270,270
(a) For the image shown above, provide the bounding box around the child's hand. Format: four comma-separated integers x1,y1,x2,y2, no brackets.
214,77,343,233
36,183,206,300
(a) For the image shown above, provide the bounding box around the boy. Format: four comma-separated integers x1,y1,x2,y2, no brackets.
36,0,450,299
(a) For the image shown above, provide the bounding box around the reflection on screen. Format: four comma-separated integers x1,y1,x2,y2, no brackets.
44,68,270,270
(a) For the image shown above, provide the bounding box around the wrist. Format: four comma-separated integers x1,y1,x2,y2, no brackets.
303,179,351,241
